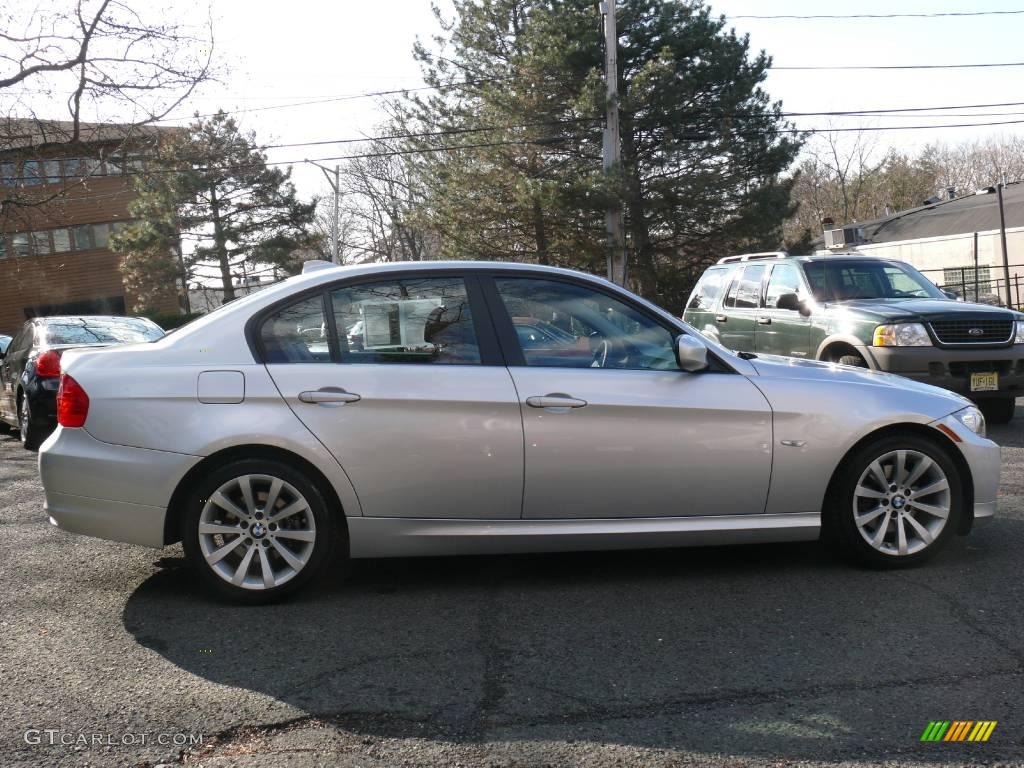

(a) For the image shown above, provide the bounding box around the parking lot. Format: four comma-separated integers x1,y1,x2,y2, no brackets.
2,419,1024,768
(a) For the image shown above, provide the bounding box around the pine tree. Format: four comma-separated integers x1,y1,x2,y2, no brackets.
114,111,315,306
402,0,802,310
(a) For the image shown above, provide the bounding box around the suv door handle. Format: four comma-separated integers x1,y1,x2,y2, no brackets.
715,315,728,323
299,388,361,404
525,395,588,409
757,316,772,325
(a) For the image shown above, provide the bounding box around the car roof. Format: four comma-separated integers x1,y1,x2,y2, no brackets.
714,252,899,267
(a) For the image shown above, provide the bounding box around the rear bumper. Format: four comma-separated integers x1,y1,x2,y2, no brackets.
867,345,1024,399
39,426,200,548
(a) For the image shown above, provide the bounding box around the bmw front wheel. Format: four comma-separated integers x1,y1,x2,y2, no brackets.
830,434,963,568
181,459,337,603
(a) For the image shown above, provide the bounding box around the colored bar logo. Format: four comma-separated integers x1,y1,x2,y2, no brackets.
921,721,997,742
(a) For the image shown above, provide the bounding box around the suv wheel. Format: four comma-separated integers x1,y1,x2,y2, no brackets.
979,397,1015,424
829,434,962,568
181,459,338,603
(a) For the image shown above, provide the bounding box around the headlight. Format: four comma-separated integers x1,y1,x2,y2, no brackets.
954,406,986,437
872,322,932,347
1015,320,1024,344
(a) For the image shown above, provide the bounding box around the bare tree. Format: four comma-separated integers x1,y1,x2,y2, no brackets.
1,0,215,216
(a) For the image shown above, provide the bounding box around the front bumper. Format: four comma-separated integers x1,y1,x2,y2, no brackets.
931,412,1001,527
867,344,1024,399
39,426,201,548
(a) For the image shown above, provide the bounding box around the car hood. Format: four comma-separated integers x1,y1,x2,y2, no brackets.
829,297,1021,322
745,353,972,417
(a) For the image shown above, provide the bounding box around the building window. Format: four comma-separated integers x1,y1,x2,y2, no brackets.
0,236,6,259
92,223,111,249
0,162,15,187
43,160,62,184
31,231,51,256
64,158,87,178
22,160,41,186
11,233,30,257
71,225,94,251
52,229,72,253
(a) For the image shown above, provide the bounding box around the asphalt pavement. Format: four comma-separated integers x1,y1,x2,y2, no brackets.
2,417,1024,768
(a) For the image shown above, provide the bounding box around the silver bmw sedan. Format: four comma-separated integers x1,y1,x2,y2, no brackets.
38,261,1000,603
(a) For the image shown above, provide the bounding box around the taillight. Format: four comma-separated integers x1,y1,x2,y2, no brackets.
57,374,89,428
35,350,62,377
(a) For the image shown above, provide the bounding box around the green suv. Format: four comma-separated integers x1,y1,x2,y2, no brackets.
683,252,1024,423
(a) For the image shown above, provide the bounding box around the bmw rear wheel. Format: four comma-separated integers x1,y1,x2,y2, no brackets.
830,434,963,568
181,459,337,603
18,396,44,451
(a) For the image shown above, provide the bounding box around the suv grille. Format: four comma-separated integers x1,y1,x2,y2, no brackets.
929,318,1014,345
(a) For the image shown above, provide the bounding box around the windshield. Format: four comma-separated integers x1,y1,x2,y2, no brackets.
802,260,945,302
43,317,165,345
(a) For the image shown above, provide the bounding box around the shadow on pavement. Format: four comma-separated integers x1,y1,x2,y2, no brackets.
122,526,1024,761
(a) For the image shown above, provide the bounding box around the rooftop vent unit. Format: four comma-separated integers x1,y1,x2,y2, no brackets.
823,226,865,250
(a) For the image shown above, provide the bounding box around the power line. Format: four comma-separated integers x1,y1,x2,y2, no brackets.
774,61,1024,71
730,10,1024,20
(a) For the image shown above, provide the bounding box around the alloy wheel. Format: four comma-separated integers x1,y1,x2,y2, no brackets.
197,474,317,590
852,449,951,557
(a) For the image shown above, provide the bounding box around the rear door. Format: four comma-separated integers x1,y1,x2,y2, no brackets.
756,263,812,357
716,264,766,352
0,324,31,424
259,273,525,520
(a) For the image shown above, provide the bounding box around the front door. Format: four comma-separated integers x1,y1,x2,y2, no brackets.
487,275,773,519
260,275,524,519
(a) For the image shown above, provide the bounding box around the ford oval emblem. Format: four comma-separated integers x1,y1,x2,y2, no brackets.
968,327,985,336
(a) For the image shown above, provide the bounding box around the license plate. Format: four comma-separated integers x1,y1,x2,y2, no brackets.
971,372,999,392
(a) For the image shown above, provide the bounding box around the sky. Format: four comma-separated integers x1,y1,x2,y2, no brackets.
161,0,1024,204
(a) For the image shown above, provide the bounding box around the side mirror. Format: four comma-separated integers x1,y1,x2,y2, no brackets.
776,292,811,316
675,334,709,372
942,289,960,300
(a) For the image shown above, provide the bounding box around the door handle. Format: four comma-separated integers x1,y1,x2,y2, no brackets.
525,394,588,409
757,316,772,325
298,388,361,404
715,315,728,323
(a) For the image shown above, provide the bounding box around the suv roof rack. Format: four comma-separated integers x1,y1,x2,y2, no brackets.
716,251,789,264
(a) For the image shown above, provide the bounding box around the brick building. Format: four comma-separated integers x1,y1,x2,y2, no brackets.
0,120,183,335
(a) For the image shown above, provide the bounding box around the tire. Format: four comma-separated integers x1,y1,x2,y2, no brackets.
836,354,868,368
180,458,339,604
18,396,44,451
979,397,1016,424
827,433,963,569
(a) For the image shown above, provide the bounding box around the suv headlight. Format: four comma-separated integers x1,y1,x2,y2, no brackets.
954,406,986,437
872,323,932,347
1015,320,1024,344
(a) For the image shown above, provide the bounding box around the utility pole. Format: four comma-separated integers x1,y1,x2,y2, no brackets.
306,159,341,263
997,182,1012,307
600,1,626,286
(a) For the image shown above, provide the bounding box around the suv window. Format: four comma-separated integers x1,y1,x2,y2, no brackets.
765,264,803,309
495,277,678,370
331,277,480,365
727,264,766,309
686,267,728,310
803,260,945,301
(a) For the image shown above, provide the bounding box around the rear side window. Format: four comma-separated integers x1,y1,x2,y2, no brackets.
686,268,728,310
331,277,481,365
260,295,330,364
724,265,766,309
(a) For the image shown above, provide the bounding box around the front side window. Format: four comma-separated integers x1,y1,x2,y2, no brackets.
331,277,480,365
495,277,678,370
765,264,803,309
260,295,329,364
